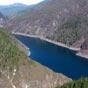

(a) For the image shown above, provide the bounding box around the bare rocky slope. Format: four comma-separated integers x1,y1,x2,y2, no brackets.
6,0,88,49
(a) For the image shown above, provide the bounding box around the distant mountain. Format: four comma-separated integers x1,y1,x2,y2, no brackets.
8,3,28,7
0,3,29,17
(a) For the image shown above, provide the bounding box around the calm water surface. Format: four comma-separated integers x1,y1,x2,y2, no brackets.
15,35,88,79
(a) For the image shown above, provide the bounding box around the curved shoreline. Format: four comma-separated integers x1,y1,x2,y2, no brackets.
12,32,80,51
14,35,31,56
12,32,88,59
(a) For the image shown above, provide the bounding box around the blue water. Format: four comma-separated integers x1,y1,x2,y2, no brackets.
15,35,88,80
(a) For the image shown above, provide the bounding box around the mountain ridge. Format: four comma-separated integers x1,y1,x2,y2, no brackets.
0,3,29,17
5,0,88,48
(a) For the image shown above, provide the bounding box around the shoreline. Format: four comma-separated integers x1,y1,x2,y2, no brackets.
12,32,80,52
76,53,88,59
14,36,31,56
12,32,88,59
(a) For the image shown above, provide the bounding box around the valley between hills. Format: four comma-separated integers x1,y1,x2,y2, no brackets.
0,0,88,88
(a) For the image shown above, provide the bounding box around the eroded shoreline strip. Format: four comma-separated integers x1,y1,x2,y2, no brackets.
12,32,80,51
12,32,88,59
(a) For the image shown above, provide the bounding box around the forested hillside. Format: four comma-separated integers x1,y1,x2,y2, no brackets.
0,29,71,88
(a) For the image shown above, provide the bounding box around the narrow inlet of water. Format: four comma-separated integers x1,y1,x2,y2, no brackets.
15,35,88,80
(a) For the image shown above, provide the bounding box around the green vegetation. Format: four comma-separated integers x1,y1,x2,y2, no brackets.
0,29,62,88
61,16,82,29
0,29,35,72
56,27,82,45
49,16,86,46
56,78,88,88
0,29,19,71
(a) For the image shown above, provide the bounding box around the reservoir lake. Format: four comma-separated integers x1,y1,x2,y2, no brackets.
15,35,88,80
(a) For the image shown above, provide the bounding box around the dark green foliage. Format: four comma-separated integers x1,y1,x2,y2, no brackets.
0,29,26,71
49,16,85,46
56,78,88,88
56,27,82,45
0,3,28,17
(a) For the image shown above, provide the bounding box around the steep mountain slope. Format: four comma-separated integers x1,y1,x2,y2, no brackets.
0,12,6,27
0,29,71,88
6,0,88,48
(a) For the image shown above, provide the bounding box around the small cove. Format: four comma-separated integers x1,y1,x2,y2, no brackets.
15,35,88,80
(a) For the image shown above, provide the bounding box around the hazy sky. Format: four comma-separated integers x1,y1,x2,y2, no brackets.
0,0,44,5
